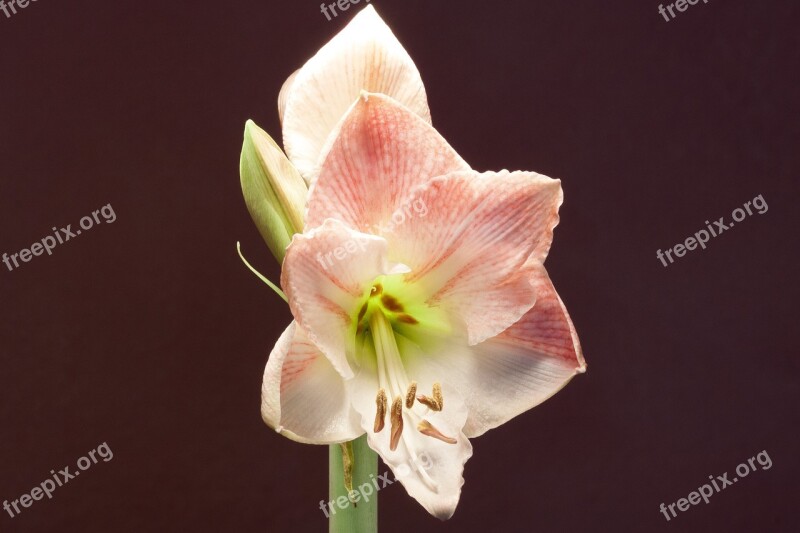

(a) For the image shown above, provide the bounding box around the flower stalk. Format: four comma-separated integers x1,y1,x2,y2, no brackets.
328,436,378,533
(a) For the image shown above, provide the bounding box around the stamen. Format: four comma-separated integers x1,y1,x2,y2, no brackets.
374,389,387,433
371,283,383,296
417,382,444,411
433,382,443,410
357,302,368,322
418,420,457,445
390,396,403,451
405,381,417,409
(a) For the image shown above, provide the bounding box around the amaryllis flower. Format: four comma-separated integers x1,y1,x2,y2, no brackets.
261,92,586,519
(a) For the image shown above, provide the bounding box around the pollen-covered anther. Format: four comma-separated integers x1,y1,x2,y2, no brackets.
417,382,444,411
405,381,417,409
374,389,387,433
418,419,457,445
389,396,404,451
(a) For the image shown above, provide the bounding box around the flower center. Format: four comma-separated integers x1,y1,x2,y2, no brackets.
356,281,419,335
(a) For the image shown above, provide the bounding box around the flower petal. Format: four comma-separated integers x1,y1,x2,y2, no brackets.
281,219,409,379
402,263,584,439
277,68,299,125
262,322,363,444
282,6,431,183
348,337,473,520
306,92,469,232
463,264,584,436
387,170,563,345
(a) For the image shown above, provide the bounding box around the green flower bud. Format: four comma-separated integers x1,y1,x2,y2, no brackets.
240,120,308,263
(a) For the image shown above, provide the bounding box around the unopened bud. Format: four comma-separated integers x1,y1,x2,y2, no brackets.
240,120,308,263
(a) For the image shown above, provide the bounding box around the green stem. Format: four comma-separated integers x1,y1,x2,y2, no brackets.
328,436,378,533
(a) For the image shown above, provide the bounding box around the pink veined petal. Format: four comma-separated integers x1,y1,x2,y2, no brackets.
402,262,585,439
282,6,431,183
387,170,563,345
347,340,473,520
262,321,363,444
305,92,469,232
281,219,409,380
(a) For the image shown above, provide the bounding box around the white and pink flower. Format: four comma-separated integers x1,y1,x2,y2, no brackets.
246,6,585,520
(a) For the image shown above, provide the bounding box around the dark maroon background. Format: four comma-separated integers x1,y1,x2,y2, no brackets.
1,0,798,531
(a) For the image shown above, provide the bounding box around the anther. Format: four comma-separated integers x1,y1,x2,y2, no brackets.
390,396,403,451
405,381,417,409
418,420,457,445
374,389,387,433
433,383,443,410
417,382,443,411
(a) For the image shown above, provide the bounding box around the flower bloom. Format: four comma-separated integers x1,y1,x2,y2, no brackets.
254,6,585,520
262,94,585,518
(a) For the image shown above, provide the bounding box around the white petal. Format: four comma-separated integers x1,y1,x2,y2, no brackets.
348,338,472,520
281,219,409,379
262,322,363,444
282,6,431,183
278,69,300,125
401,263,585,439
